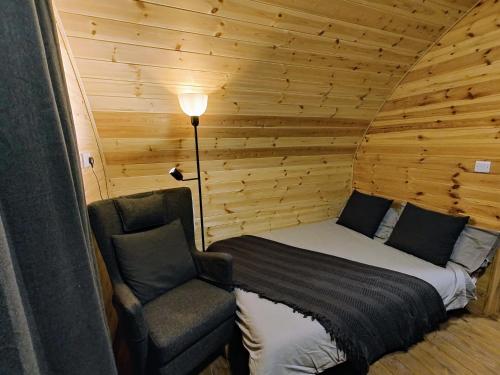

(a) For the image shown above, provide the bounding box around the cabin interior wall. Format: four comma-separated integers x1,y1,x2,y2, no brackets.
353,0,500,315
56,14,118,337
53,0,499,320
54,0,475,245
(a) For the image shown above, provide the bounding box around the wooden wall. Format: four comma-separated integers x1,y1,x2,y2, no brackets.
353,0,500,315
55,0,474,244
55,0,500,316
95,112,361,243
57,19,109,204
55,11,118,336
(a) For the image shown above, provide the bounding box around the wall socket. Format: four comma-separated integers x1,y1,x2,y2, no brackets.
474,160,491,174
80,152,92,169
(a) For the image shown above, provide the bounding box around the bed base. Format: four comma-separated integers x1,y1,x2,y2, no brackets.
228,326,357,375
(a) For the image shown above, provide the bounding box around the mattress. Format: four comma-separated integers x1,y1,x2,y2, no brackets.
235,219,475,375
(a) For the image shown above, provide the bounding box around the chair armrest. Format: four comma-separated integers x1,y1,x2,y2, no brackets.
113,283,148,342
113,284,149,375
193,252,233,290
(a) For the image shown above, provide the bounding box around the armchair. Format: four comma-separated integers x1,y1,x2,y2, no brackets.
88,188,236,375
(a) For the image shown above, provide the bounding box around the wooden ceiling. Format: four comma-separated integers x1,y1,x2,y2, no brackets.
56,0,479,242
56,0,477,120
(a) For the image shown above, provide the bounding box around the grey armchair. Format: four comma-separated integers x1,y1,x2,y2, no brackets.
88,188,236,375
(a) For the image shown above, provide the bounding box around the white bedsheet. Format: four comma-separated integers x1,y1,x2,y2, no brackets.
236,219,474,375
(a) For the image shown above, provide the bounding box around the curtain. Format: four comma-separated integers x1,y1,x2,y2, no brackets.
0,1,117,374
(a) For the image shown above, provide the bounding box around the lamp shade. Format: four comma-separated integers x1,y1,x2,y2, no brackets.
178,93,208,117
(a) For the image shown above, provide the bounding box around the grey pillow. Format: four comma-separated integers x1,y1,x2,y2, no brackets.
115,193,167,232
112,219,197,304
374,202,406,242
450,226,499,273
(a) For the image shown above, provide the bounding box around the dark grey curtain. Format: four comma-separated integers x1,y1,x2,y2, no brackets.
0,1,117,374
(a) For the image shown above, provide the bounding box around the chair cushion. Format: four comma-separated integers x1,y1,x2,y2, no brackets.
115,193,167,232
157,319,234,375
337,190,393,238
112,220,197,304
386,203,469,267
143,279,236,365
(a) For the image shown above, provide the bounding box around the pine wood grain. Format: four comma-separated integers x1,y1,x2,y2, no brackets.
56,0,498,315
92,111,355,244
200,314,500,375
54,0,474,121
54,0,477,247
55,8,118,339
354,0,500,316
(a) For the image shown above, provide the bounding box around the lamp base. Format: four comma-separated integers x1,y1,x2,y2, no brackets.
191,116,199,126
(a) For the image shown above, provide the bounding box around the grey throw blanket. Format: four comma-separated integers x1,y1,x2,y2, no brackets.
208,235,447,373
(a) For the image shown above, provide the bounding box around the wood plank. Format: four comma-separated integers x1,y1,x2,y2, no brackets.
354,0,500,316
58,10,418,66
82,78,383,110
56,0,469,120
255,0,462,40
54,6,118,346
69,37,405,78
200,315,500,375
75,58,398,95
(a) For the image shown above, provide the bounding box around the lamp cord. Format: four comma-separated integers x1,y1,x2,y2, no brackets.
89,157,104,200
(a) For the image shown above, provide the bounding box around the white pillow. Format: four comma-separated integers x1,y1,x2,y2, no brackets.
374,202,406,242
450,226,499,273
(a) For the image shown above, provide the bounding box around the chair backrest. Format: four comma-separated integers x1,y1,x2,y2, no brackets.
88,187,196,285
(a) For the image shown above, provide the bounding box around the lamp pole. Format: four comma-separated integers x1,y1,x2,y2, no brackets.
175,93,208,252
191,115,205,251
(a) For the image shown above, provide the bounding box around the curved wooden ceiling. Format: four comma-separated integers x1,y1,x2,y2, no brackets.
56,0,479,242
56,0,477,120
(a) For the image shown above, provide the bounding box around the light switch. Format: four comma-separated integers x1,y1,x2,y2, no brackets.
81,152,92,169
474,160,491,174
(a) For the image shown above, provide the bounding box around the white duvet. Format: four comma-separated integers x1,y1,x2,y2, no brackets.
235,219,475,375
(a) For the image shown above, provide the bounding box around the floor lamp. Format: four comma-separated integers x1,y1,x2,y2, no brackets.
169,93,208,251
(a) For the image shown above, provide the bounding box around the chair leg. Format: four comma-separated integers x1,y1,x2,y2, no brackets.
113,322,134,375
112,309,149,375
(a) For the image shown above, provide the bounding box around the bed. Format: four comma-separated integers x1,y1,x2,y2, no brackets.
229,219,475,375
